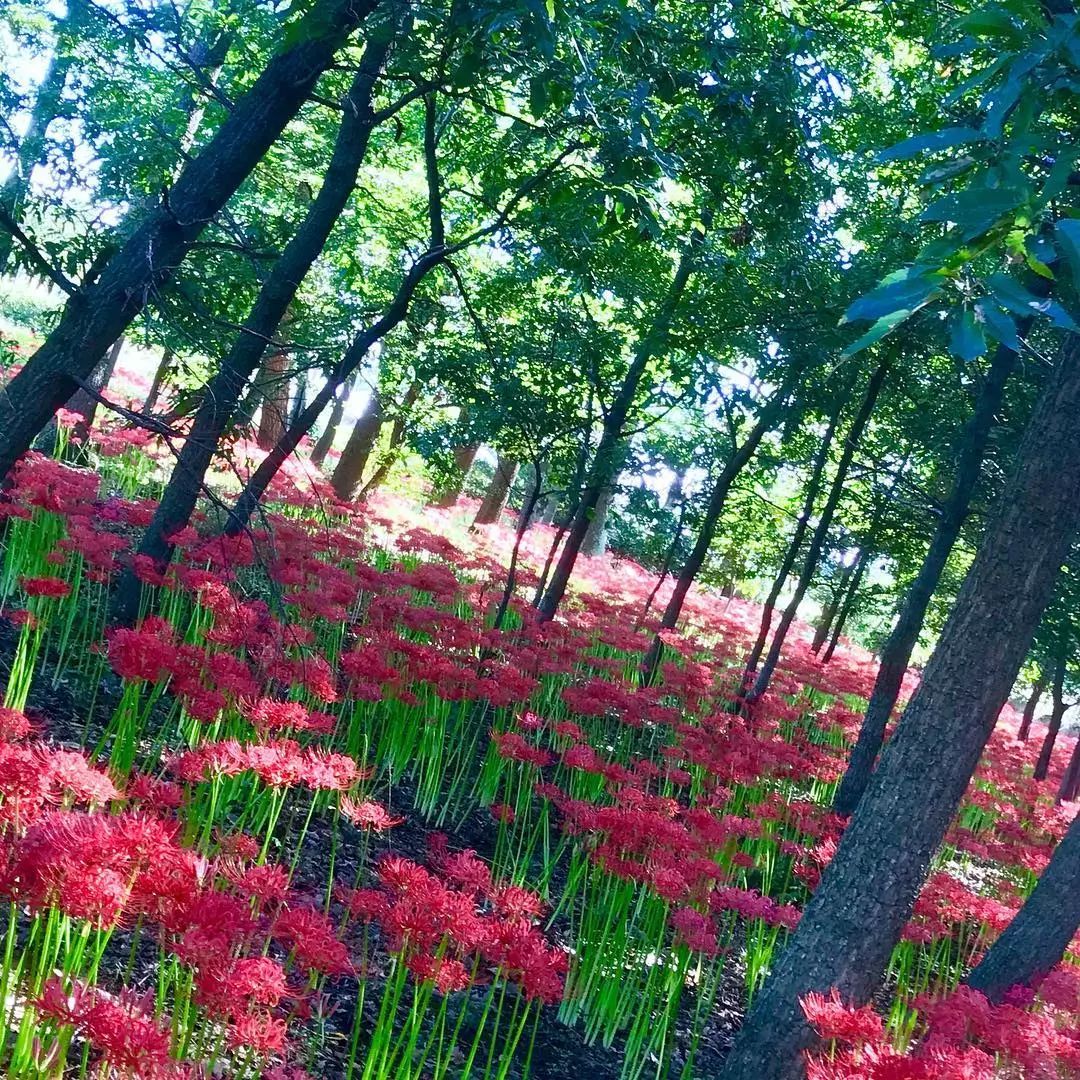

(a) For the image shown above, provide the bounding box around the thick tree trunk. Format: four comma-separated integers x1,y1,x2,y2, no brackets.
967,810,1080,1002
357,381,420,497
536,214,709,620
717,333,1080,1080
330,390,383,500
1056,737,1080,802
111,24,394,620
1017,673,1048,742
580,477,616,555
746,359,890,703
0,0,380,479
833,338,1021,814
1034,658,1068,781
474,456,519,525
744,403,842,682
255,349,291,449
432,442,479,507
311,373,355,467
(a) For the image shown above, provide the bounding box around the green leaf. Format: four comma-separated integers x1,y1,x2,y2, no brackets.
956,8,1025,45
1056,219,1080,281
949,308,987,361
877,127,984,163
842,271,941,325
921,186,1026,238
842,309,912,358
989,272,1079,330
975,301,1019,350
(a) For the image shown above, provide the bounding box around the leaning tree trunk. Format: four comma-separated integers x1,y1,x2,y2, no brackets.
536,212,710,621
330,390,383,500
34,335,124,454
746,358,890,703
0,0,381,480
255,349,292,449
811,567,853,653
474,456,519,525
716,332,1080,1080
833,336,1021,814
1034,657,1068,781
580,479,616,556
110,22,396,620
143,348,174,414
967,809,1080,1002
311,372,355,467
1017,672,1048,741
432,443,480,507
744,401,843,682
1056,737,1080,802
822,544,872,662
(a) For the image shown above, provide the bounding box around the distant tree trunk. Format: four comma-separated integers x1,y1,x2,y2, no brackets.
0,0,88,272
1018,673,1047,742
1035,657,1069,781
330,391,383,500
1056,737,1080,802
822,545,872,662
289,371,307,429
432,442,479,507
518,458,549,528
834,337,1022,814
110,21,394,620
746,359,890,703
581,478,617,555
144,348,174,414
0,0,382,480
311,372,355,467
744,402,842,682
536,212,710,621
474,456,519,525
66,335,123,428
717,332,1080,1080
967,810,1080,1002
255,349,291,449
811,568,852,653
357,382,420,497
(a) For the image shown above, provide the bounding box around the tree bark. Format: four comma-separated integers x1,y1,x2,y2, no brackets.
431,424,479,507
821,544,872,662
1056,736,1080,802
255,348,291,449
536,213,710,620
1034,657,1068,781
746,358,890,703
1017,673,1047,742
833,338,1021,814
967,810,1080,1002
330,389,383,499
474,455,519,525
0,0,381,479
144,348,174,414
811,569,851,654
580,477,616,555
110,21,394,620
716,333,1080,1080
311,372,355,467
743,402,843,682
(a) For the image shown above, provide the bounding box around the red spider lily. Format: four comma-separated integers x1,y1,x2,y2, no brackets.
340,796,403,831
19,575,71,599
273,905,353,976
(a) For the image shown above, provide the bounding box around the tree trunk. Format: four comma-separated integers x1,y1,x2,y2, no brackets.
110,23,394,620
310,373,355,467
833,337,1021,814
0,0,381,479
519,457,549,528
581,477,616,555
1056,737,1080,802
0,0,88,271
144,348,174,414
821,544,872,662
255,349,291,449
1034,657,1068,781
330,390,383,500
746,358,890,703
1017,673,1047,742
66,335,123,428
744,402,843,682
967,810,1080,1002
811,570,851,653
716,333,1080,1080
432,439,479,507
536,213,710,620
357,381,420,497
474,456,519,525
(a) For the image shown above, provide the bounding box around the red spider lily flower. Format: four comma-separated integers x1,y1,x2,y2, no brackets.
19,575,71,599
273,906,352,976
801,988,885,1047
0,707,36,741
340,796,403,831
229,1010,289,1055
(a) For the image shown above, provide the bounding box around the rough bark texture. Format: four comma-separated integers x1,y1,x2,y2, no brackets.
747,359,890,703
1057,736,1080,802
0,0,380,480
536,215,709,620
1034,658,1067,781
744,404,842,681
474,456,520,525
311,373,355,467
255,349,291,449
1017,674,1047,742
834,339,1020,815
66,336,123,427
967,810,1080,1002
330,391,383,500
717,333,1080,1080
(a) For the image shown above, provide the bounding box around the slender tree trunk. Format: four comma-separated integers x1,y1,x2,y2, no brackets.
330,390,383,499
834,338,1021,814
310,373,355,466
0,0,88,271
357,381,420,497
967,810,1080,1002
255,348,291,449
144,348,174,414
1017,673,1047,742
744,403,843,682
811,570,851,653
66,335,123,428
0,0,381,479
822,545,872,662
519,457,549,528
431,427,479,506
474,456,519,525
641,383,792,683
111,23,395,619
536,214,710,620
490,462,544,632
1034,657,1068,781
1056,737,1080,802
717,332,1080,1080
746,359,890,703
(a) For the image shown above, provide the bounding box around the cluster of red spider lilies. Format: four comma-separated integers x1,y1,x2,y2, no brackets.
0,404,1077,1079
